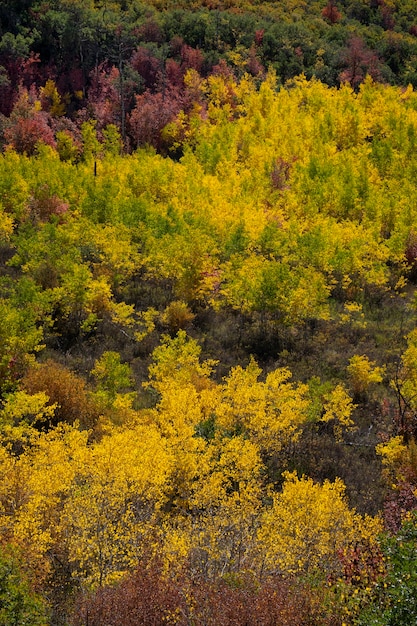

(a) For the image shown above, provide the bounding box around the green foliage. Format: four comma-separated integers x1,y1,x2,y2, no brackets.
56,131,80,163
358,512,417,625
0,294,45,395
0,546,48,626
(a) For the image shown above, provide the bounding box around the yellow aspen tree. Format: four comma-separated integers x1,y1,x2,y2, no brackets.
61,423,172,588
184,434,264,578
216,357,309,455
258,471,382,577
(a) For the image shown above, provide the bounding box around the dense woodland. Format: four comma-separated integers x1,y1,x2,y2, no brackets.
3,1,417,625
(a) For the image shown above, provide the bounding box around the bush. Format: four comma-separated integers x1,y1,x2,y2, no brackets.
22,360,100,430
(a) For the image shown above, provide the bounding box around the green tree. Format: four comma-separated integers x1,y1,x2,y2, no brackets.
0,546,48,626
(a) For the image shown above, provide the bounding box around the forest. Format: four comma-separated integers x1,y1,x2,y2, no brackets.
2,1,417,625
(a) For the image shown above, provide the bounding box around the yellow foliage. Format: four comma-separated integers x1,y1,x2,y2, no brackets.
347,354,385,396
0,422,172,588
398,329,417,411
135,307,159,341
161,300,195,333
173,435,264,577
216,358,309,453
3,73,413,596
0,206,14,241
62,423,171,586
376,436,408,468
339,301,367,328
321,384,356,441
40,80,66,117
147,331,217,391
258,472,380,576
1,390,57,429
376,435,412,485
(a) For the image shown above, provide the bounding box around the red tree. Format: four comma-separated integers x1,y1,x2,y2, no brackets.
128,90,182,152
3,86,56,154
322,1,341,24
339,36,381,88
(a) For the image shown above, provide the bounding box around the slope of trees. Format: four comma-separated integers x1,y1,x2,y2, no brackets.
2,0,417,153
2,1,417,624
1,72,417,623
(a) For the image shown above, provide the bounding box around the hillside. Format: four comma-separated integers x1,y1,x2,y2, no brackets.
2,2,417,625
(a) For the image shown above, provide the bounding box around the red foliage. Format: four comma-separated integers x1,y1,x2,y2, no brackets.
130,47,161,91
83,64,121,128
3,87,56,154
369,0,395,29
128,90,182,151
28,184,69,223
380,4,395,30
165,59,184,89
247,45,264,77
3,114,56,155
383,479,417,533
212,58,235,80
339,36,381,88
69,560,338,626
170,35,185,57
0,53,41,116
137,19,164,44
337,540,385,588
255,29,265,47
180,44,204,74
189,575,324,626
322,1,341,24
70,558,183,626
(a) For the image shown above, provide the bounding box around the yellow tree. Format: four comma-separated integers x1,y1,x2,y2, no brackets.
216,357,309,456
0,421,172,590
181,434,264,579
258,471,382,577
62,423,172,588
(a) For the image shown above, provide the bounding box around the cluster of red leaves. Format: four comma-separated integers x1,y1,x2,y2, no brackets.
0,53,42,116
322,1,341,25
336,540,385,588
128,90,182,152
3,114,56,155
383,474,417,533
83,64,122,129
371,0,395,30
28,185,69,223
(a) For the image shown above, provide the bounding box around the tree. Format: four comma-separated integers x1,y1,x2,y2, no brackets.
128,90,181,152
0,546,48,626
339,36,382,88
322,1,341,24
216,358,309,455
22,359,100,431
258,471,382,577
3,87,56,155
